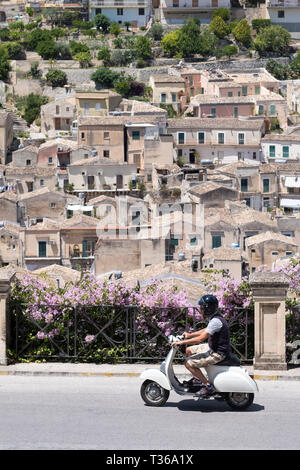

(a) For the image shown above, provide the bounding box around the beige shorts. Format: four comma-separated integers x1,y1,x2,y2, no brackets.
187,343,225,367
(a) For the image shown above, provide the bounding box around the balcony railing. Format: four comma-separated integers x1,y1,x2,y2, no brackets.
266,0,300,7
90,0,149,6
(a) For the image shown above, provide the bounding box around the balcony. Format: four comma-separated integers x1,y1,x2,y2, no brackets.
90,0,149,6
161,0,219,10
266,0,300,7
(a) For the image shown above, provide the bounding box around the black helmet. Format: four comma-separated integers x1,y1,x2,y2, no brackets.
198,294,218,316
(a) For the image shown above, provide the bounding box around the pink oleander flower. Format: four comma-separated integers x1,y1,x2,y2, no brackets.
85,335,95,343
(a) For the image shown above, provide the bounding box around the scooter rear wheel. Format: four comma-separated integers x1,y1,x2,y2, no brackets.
225,392,254,410
141,380,170,407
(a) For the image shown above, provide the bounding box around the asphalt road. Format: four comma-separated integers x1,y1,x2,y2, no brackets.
0,375,299,450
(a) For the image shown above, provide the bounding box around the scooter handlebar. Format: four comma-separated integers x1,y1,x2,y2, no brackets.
167,334,184,344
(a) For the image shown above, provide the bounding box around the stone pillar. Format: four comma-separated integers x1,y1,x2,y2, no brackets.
0,268,16,365
249,271,290,370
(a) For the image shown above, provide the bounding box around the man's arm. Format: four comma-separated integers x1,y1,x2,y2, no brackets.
183,328,206,340
173,329,210,346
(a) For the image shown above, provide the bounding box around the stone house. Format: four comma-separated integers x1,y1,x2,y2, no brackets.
22,214,100,271
5,166,57,194
40,96,76,135
75,89,122,118
67,157,137,193
202,247,247,280
17,188,80,226
187,181,239,208
167,117,265,165
246,231,298,272
89,194,149,227
11,146,39,168
37,138,79,168
0,192,18,223
88,0,152,28
149,74,186,113
0,221,21,267
188,95,256,120
261,134,300,162
0,111,13,164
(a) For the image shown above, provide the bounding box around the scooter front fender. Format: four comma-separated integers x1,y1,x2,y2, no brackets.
140,368,172,391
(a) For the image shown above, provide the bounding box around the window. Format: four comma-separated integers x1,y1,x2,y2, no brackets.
218,133,224,144
198,132,205,144
161,93,166,103
270,104,276,116
242,86,248,96
56,105,59,114
84,103,90,115
26,159,31,166
241,178,248,192
190,237,198,246
283,146,289,158
286,251,293,256
48,157,53,164
117,7,123,14
255,85,260,95
173,0,179,6
40,179,44,187
103,150,110,158
81,132,85,139
95,103,101,111
138,8,145,14
38,241,47,258
271,251,278,256
228,91,233,97
50,202,56,208
269,145,275,158
171,93,177,102
212,235,222,249
104,131,110,139
234,106,238,118
244,197,251,207
132,130,140,140
253,152,257,160
211,107,216,118
238,133,245,145
258,104,264,115
263,178,270,193
177,149,183,157
66,107,70,112
178,132,185,144
278,10,285,17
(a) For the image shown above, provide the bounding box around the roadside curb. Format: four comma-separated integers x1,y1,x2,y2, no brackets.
0,370,300,380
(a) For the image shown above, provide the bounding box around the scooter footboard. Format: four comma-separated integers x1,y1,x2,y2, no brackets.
140,369,172,391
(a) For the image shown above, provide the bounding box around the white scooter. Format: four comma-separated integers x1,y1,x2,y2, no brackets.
140,335,258,410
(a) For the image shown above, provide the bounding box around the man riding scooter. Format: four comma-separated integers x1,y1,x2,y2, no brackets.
172,294,231,397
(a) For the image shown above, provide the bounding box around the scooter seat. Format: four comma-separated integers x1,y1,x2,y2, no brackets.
216,352,241,366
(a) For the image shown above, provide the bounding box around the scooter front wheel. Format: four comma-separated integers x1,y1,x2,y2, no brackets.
140,380,170,407
225,392,254,410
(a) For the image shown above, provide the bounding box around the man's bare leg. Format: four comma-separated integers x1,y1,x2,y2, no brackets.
184,346,210,385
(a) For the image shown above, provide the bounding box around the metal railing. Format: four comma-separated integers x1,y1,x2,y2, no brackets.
10,304,254,363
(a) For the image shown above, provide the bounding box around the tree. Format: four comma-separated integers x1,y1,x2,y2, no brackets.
26,7,35,17
94,13,110,33
29,62,41,79
97,47,111,65
23,93,47,125
232,19,252,48
74,51,92,68
251,19,271,32
69,40,89,56
36,40,57,59
110,21,121,36
177,19,201,57
91,67,120,88
3,41,25,59
222,44,238,59
253,25,291,56
212,8,230,22
124,21,131,31
46,69,68,87
209,16,229,39
114,78,131,97
161,29,181,57
198,28,218,57
149,23,163,41
0,45,9,82
25,29,52,50
135,36,152,60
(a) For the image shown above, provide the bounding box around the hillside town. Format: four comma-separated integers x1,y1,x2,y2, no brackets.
1,0,300,299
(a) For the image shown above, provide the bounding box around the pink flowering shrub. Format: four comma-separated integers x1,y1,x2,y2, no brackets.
9,272,198,362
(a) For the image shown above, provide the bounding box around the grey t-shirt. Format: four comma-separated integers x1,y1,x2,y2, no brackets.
206,317,223,336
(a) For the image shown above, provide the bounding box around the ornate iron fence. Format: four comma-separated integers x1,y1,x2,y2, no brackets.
9,303,254,363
